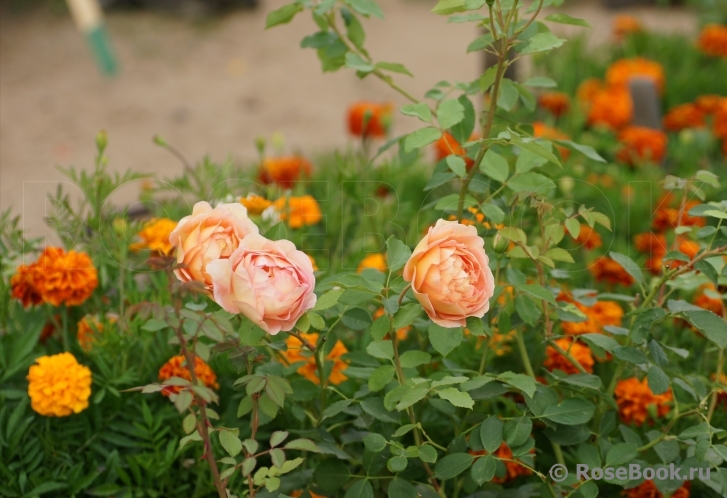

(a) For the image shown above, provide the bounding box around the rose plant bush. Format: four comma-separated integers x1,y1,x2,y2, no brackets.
1,1,727,497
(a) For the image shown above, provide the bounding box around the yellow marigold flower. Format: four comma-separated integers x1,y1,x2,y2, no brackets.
544,338,594,375
274,195,322,229
158,355,219,396
27,352,92,417
283,333,349,385
13,247,98,307
307,254,319,271
240,195,273,215
130,218,177,255
357,253,387,273
615,377,672,426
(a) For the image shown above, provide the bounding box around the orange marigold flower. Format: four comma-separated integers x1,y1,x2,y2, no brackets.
577,78,603,106
488,330,517,356
606,57,665,94
663,103,706,131
677,237,700,259
449,206,486,227
697,24,727,58
587,85,633,130
13,247,98,307
634,232,668,257
652,200,706,232
616,126,667,165
558,293,624,335
259,156,313,188
533,122,571,160
572,224,602,250
695,94,723,114
77,315,105,352
714,98,727,140
273,195,322,229
713,372,727,407
290,490,326,498
39,316,60,343
434,132,476,169
615,377,672,426
240,195,272,215
27,352,92,417
613,15,642,40
10,262,44,307
544,338,594,374
538,92,570,117
130,218,177,255
622,479,690,498
347,102,393,138
357,253,387,273
374,308,410,340
158,355,219,396
694,283,724,315
283,333,349,385
590,257,635,287
307,254,319,271
492,443,534,484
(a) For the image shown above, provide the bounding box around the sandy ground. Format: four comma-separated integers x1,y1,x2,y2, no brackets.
0,0,697,237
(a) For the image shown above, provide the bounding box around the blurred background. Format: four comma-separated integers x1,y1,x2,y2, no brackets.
0,0,723,237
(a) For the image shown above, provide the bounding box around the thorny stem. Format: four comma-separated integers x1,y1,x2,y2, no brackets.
707,348,725,422
175,325,226,498
392,332,443,495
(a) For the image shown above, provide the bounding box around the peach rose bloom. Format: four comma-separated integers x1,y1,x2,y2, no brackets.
207,234,316,334
169,201,259,289
403,220,495,328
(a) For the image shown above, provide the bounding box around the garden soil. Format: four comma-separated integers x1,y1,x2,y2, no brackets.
0,0,696,238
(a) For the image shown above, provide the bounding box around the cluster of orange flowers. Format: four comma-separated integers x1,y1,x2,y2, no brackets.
538,92,570,118
544,338,594,374
347,102,393,138
557,291,624,334
571,224,602,250
579,58,664,130
532,122,571,161
697,24,727,58
357,253,387,273
623,480,690,498
589,256,635,287
238,193,322,229
11,247,98,308
283,333,349,385
470,443,534,484
130,218,177,255
433,132,477,169
615,126,668,166
158,355,219,396
693,283,724,315
259,156,312,188
615,377,672,426
613,15,642,40
663,95,727,154
373,308,410,340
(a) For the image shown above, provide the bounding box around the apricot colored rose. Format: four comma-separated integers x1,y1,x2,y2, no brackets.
403,220,495,328
169,201,259,290
207,234,316,335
